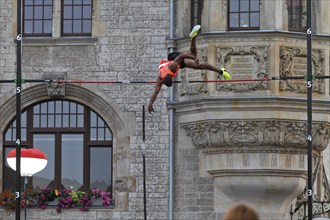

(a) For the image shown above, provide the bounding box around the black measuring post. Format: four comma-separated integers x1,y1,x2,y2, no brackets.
306,0,313,219
15,0,22,219
142,105,147,220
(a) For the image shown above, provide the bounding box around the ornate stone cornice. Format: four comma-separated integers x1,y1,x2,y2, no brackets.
181,120,330,153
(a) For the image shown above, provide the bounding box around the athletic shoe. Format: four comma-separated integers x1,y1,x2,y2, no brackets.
189,25,201,40
220,68,232,80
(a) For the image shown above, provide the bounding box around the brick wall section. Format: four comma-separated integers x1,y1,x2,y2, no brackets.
0,0,16,98
174,148,215,220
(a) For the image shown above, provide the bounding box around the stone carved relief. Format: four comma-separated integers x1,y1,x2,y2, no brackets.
114,176,136,192
180,48,208,96
216,46,270,92
44,73,66,97
181,120,330,153
279,47,325,94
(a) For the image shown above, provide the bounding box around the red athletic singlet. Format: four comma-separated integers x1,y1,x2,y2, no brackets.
159,60,180,80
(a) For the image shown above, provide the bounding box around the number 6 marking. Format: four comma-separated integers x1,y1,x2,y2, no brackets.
307,28,312,35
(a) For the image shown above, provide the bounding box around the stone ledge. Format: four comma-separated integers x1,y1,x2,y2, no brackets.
17,37,98,46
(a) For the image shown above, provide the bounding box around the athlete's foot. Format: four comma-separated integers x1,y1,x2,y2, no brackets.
220,68,232,80
189,25,201,40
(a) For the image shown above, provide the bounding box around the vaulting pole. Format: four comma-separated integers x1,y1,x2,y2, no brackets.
15,0,23,219
306,0,313,219
142,105,147,220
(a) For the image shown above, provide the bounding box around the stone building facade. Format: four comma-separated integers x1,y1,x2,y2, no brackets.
0,0,329,220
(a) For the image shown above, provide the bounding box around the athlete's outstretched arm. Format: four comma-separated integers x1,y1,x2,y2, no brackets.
148,77,163,113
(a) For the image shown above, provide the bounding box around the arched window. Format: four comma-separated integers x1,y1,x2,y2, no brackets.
3,100,112,193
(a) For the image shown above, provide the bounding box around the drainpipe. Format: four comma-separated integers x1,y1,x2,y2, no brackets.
168,0,175,220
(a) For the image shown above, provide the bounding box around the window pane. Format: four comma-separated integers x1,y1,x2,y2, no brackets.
90,112,97,126
230,0,239,12
34,105,40,113
55,101,62,113
90,147,112,191
63,101,69,113
301,14,307,28
25,0,33,5
64,0,72,5
78,105,84,113
44,20,52,33
74,0,83,4
48,114,55,127
4,148,16,191
98,128,104,140
78,115,84,127
83,6,91,18
73,20,82,33
55,115,62,127
97,117,104,127
34,0,43,5
22,111,27,127
291,14,300,28
62,134,83,190
21,128,27,141
41,102,47,113
73,6,82,19
105,129,112,141
83,20,91,33
240,0,249,11
240,13,249,27
34,115,40,127
41,115,47,127
91,128,96,140
34,6,43,19
70,115,77,127
63,20,72,33
5,129,12,141
48,101,54,113
250,12,259,27
25,6,33,19
64,6,72,19
44,6,52,19
70,102,77,113
250,0,259,11
33,20,42,33
44,0,53,5
230,13,239,27
24,21,33,33
63,115,69,127
33,134,55,188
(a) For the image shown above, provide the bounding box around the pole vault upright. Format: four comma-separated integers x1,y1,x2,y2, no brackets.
306,0,313,219
15,0,22,219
